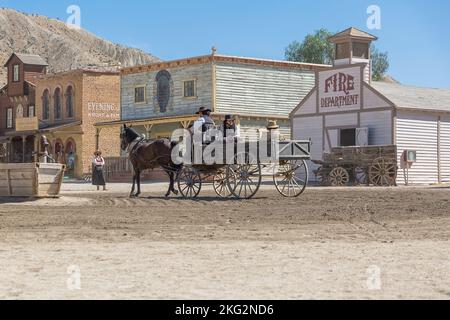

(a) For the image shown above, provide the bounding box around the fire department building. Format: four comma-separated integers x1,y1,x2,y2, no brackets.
291,28,450,185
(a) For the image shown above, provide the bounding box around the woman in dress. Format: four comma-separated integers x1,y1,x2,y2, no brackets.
92,151,107,191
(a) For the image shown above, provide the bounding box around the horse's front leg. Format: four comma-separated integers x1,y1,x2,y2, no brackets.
135,170,141,198
130,173,136,198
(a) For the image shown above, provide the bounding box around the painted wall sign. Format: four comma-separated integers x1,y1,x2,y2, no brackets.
318,66,362,112
87,102,120,119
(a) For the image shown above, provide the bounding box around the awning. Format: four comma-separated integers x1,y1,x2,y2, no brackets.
39,121,82,133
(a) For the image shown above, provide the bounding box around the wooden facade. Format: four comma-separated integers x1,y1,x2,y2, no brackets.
97,51,328,143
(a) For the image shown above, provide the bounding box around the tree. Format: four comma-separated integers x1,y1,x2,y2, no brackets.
285,29,334,65
371,47,390,81
285,28,390,81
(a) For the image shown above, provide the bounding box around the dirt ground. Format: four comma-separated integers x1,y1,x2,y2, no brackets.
1,181,450,300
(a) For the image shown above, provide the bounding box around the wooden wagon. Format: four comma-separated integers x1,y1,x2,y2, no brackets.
176,140,311,199
0,163,66,198
312,145,398,187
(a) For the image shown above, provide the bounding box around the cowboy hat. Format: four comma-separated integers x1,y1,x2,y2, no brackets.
267,120,279,130
224,114,235,121
196,107,212,115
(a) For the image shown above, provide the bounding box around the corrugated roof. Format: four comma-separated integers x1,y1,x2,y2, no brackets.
329,27,378,42
372,81,450,112
4,53,48,67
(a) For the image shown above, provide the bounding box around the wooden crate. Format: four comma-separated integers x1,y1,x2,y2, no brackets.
0,163,65,198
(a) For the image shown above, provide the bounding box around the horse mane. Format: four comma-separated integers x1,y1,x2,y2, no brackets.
125,127,141,141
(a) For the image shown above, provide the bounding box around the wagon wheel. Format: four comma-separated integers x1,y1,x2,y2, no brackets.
354,166,369,186
213,170,233,198
274,159,309,198
329,167,350,186
177,167,202,198
227,152,261,200
369,157,397,186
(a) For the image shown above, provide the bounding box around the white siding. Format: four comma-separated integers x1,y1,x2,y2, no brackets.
363,84,392,109
396,112,439,185
325,113,358,127
294,89,317,115
293,116,323,181
360,110,393,145
441,116,450,183
215,62,315,117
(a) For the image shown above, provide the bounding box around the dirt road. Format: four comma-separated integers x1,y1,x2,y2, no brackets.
1,183,450,299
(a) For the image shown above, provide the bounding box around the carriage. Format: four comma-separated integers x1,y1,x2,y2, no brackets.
312,145,398,187
175,139,312,199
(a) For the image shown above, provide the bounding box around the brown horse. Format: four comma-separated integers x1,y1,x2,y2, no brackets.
120,124,180,198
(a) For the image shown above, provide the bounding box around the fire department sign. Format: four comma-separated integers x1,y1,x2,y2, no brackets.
318,66,362,112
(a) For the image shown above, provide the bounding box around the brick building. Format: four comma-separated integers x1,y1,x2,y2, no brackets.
34,69,121,178
0,52,121,179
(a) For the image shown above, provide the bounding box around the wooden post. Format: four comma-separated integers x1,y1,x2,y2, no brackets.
34,134,40,163
22,136,27,163
144,124,154,139
95,128,102,151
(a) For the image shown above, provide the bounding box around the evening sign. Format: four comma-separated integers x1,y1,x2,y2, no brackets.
318,66,361,112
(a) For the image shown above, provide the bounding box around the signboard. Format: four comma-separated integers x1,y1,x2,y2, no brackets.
318,66,362,113
87,102,120,120
16,117,39,132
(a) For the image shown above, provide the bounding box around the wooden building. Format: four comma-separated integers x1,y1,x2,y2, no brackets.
95,49,329,143
0,53,48,163
291,27,450,185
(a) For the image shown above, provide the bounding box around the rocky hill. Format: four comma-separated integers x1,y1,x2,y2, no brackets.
0,8,160,86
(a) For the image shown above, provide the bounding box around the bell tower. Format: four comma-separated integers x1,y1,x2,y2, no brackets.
328,27,377,83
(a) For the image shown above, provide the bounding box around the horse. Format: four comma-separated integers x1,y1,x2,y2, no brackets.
120,124,180,198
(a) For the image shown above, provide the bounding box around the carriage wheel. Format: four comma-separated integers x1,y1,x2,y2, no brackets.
177,167,202,198
274,160,308,197
213,170,233,198
369,157,397,186
227,152,261,200
329,167,350,187
354,167,369,186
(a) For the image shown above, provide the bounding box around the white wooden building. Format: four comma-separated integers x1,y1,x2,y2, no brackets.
291,27,450,185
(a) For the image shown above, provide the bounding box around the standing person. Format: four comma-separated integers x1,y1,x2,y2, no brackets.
92,151,107,191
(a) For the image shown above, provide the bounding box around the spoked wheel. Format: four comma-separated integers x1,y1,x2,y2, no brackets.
227,152,262,199
274,160,309,197
177,167,202,198
329,167,350,186
369,157,397,186
213,170,233,198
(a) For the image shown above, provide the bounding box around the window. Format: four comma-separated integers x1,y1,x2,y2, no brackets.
156,70,172,113
134,86,146,104
340,128,356,147
336,43,350,60
54,88,62,120
16,104,23,118
65,86,74,118
353,42,369,59
13,65,19,82
183,80,196,98
28,105,35,117
6,108,13,129
42,89,50,120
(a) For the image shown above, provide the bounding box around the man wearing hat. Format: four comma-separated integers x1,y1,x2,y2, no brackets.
192,107,216,143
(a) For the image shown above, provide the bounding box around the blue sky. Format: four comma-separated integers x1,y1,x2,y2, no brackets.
2,0,450,88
